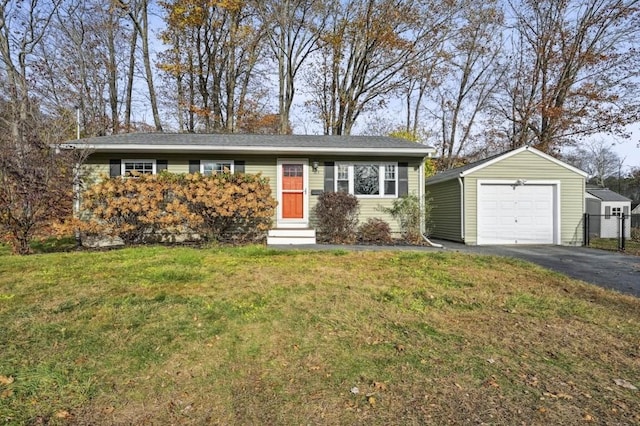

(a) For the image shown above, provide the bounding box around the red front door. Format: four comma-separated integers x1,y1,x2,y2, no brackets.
282,164,304,219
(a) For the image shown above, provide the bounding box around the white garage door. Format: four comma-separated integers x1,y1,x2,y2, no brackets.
477,184,556,245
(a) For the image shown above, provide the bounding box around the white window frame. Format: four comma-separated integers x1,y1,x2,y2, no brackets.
200,160,234,175
121,159,156,176
335,162,398,198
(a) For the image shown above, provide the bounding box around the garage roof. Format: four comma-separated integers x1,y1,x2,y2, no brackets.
426,145,587,185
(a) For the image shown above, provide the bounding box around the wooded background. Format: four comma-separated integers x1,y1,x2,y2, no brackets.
1,0,639,170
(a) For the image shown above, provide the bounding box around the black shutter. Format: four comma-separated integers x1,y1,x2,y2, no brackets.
189,160,200,174
398,162,409,197
157,160,168,173
235,160,245,174
109,159,121,178
324,161,334,192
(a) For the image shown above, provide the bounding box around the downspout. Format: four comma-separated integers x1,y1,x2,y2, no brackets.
419,159,425,233
458,176,465,241
73,161,81,248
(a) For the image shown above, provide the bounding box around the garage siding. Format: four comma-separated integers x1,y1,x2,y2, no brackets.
463,150,584,245
425,179,462,241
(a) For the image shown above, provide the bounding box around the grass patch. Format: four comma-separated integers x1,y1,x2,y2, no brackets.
0,246,638,424
589,237,640,256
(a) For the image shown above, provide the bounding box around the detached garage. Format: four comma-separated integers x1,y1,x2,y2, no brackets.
426,146,587,245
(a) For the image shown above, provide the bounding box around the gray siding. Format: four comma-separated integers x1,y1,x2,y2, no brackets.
425,179,462,242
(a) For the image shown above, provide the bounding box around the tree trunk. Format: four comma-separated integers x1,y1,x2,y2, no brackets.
124,15,139,132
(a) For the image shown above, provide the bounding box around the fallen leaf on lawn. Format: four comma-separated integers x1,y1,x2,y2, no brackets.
350,387,360,395
373,381,387,391
543,391,573,400
1,389,13,399
368,396,376,407
395,344,405,353
583,413,594,422
613,400,628,410
483,378,500,388
486,358,495,364
0,376,14,385
55,410,72,419
614,379,637,390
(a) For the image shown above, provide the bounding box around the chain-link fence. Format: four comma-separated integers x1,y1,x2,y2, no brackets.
584,213,639,251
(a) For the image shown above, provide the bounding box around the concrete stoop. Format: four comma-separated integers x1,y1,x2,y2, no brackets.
267,228,316,245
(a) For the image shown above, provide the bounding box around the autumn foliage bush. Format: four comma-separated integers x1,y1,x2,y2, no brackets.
357,218,393,244
175,172,276,242
314,191,359,244
76,171,276,245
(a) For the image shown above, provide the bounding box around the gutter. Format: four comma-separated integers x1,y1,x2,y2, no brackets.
57,143,434,157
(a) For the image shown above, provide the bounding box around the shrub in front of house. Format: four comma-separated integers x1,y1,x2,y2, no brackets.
78,172,197,245
358,218,393,244
174,172,276,243
314,191,359,244
382,194,433,244
77,172,276,245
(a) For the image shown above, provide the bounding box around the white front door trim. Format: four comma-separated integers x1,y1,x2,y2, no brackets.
276,158,309,228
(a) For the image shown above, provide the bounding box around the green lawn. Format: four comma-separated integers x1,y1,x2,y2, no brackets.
0,245,639,425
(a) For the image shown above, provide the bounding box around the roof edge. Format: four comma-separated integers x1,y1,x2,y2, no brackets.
60,143,433,157
459,145,588,178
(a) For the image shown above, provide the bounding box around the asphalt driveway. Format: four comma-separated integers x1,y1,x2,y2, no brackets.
433,241,640,298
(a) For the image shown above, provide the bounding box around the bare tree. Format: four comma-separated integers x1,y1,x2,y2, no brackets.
254,0,327,134
494,0,640,153
0,0,87,254
305,0,445,135
34,0,134,136
564,139,621,187
159,0,265,133
116,0,163,131
431,0,505,169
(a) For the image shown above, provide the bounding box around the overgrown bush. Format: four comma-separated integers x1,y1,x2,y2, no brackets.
75,171,276,245
314,191,359,244
358,218,393,244
382,193,433,244
174,172,276,243
631,227,640,242
78,172,198,245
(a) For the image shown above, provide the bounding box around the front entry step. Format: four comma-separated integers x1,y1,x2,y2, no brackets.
267,228,316,245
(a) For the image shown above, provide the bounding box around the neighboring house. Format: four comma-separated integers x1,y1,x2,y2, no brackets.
425,145,587,246
63,133,435,244
585,187,632,239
